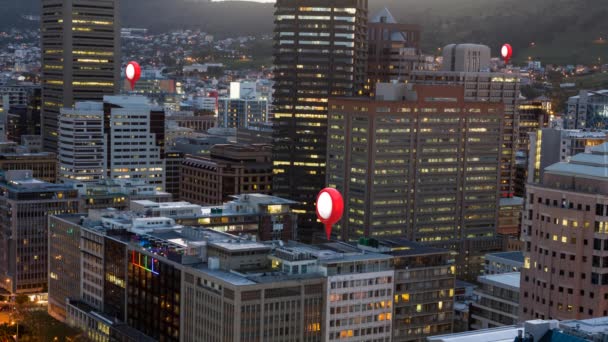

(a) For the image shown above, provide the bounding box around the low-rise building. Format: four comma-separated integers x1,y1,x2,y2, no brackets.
0,142,57,182
130,193,297,241
484,251,524,275
72,179,172,211
49,208,455,341
180,144,272,205
470,272,520,329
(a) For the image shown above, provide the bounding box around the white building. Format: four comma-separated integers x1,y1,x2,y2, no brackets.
59,102,107,183
58,96,165,190
105,96,164,190
229,81,257,100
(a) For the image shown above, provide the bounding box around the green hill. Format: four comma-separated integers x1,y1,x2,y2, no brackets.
2,0,606,64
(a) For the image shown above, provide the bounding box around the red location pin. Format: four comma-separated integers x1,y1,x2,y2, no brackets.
316,188,344,240
126,61,141,90
501,44,513,65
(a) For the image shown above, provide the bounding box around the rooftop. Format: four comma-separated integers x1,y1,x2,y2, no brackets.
560,316,608,335
499,196,524,207
544,142,608,180
477,272,520,290
486,251,524,264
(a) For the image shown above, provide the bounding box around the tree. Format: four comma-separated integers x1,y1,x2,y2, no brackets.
0,323,17,342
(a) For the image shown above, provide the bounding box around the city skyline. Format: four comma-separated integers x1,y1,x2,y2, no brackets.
1,0,608,340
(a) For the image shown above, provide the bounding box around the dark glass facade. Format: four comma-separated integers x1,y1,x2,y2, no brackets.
104,237,128,321
127,250,181,341
272,0,369,241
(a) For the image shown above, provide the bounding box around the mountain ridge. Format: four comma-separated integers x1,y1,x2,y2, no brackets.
2,0,606,64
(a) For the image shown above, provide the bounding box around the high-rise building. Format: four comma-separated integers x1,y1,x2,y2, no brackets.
326,82,503,279
565,90,608,129
180,144,272,205
367,8,427,94
521,142,608,320
48,215,82,321
58,96,165,189
58,102,106,183
411,62,520,198
164,151,184,199
518,100,548,154
218,98,268,129
0,84,41,137
371,238,454,341
498,197,524,237
0,171,78,295
272,0,369,241
41,0,120,151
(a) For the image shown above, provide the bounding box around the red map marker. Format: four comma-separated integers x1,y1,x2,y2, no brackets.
316,188,344,240
126,61,141,90
501,44,513,65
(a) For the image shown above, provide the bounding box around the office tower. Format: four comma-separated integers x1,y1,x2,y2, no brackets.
323,249,394,341
180,144,272,205
131,194,298,241
441,44,491,73
327,83,503,279
58,102,106,183
372,239,455,341
0,84,41,137
470,272,520,329
527,128,608,185
518,100,548,154
412,58,520,198
48,215,83,321
218,98,269,128
58,96,165,189
0,171,78,295
0,143,57,182
521,143,608,320
41,0,120,152
164,151,184,199
367,8,425,93
498,197,523,237
272,0,368,240
566,90,608,129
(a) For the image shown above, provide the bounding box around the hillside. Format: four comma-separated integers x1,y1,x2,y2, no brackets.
2,0,607,64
